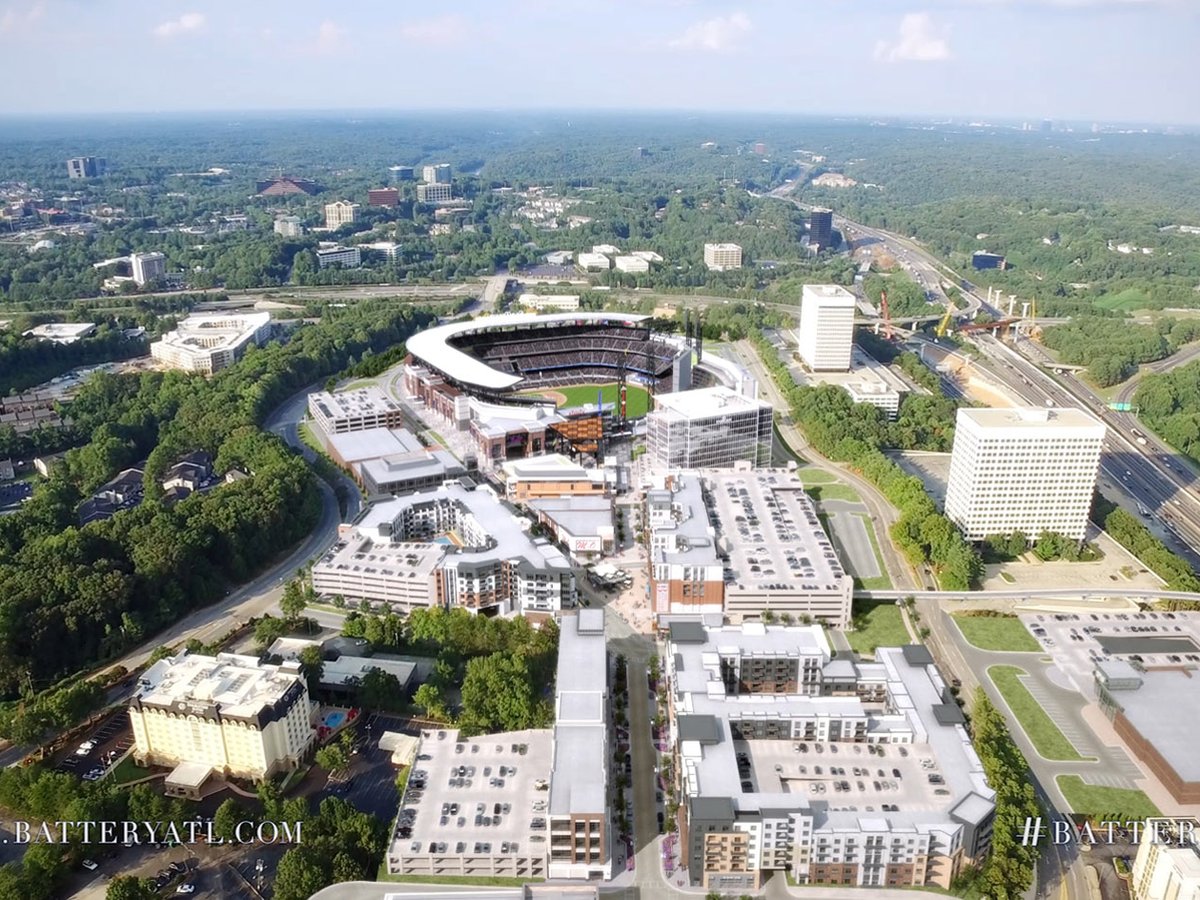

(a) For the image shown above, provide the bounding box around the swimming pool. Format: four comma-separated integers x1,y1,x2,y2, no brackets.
432,536,453,546
323,710,346,730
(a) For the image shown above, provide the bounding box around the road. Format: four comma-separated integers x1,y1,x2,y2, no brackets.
972,333,1200,570
732,339,925,592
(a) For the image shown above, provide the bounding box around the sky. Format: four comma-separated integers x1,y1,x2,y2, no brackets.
0,0,1196,125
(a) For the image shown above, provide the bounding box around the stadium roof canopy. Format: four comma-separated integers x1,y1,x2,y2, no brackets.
406,311,651,392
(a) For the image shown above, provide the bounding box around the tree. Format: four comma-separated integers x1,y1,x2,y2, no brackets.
280,580,308,623
412,683,448,722
273,847,330,900
298,645,324,693
106,877,157,900
212,798,247,843
315,743,348,774
458,652,545,735
254,615,288,651
356,668,404,712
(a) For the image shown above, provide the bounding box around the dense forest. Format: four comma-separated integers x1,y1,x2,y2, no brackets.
1134,360,1200,466
0,301,437,738
1041,316,1200,386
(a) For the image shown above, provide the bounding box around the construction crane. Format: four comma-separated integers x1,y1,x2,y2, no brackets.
935,301,957,338
879,289,893,339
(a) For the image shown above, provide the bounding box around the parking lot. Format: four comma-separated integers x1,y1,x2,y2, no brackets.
0,481,32,511
739,740,950,814
55,711,134,781
1021,610,1200,695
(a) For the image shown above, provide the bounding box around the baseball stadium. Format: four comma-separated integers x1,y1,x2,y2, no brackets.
403,312,692,462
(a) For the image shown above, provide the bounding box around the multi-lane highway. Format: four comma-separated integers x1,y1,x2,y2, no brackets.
971,333,1200,569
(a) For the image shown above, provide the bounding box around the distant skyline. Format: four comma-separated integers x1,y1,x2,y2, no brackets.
0,0,1196,125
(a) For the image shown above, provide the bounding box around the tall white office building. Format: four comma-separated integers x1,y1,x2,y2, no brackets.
130,251,167,286
703,243,743,271
944,407,1105,541
422,163,451,184
797,284,856,372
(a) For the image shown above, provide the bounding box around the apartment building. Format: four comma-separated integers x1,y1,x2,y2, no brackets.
308,387,407,436
150,312,273,374
704,243,743,271
129,652,315,783
646,387,772,470
944,407,1105,541
130,251,167,286
324,200,360,229
798,285,856,372
311,483,575,615
666,625,995,892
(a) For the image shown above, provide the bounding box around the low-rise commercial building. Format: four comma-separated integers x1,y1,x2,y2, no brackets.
308,387,407,436
519,294,581,312
22,322,97,344
320,426,466,499
666,625,995,891
614,255,649,274
315,246,361,269
311,482,575,615
129,651,316,784
576,252,612,271
150,312,273,374
646,387,772,470
500,454,611,502
527,496,615,562
273,215,304,237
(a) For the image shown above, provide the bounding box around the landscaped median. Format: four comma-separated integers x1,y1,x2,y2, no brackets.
987,665,1093,762
1056,775,1161,821
953,613,1041,652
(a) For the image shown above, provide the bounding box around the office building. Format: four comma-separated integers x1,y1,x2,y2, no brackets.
704,243,743,271
385,610,610,881
67,157,106,179
309,387,407,436
363,241,402,261
150,312,273,374
667,625,995,891
130,251,167,286
1132,819,1200,900
798,285,856,372
648,470,853,625
324,200,360,230
809,209,834,251
22,322,97,344
576,252,612,271
389,165,415,182
368,188,400,208
614,255,650,274
129,651,315,784
273,215,304,237
311,483,575,615
944,407,1105,541
315,246,361,269
417,183,452,204
646,386,772,470
422,164,452,184
971,252,1007,271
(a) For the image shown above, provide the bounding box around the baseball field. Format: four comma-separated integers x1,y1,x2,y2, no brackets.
517,382,652,417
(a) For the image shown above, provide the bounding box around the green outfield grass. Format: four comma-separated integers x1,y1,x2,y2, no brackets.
519,382,652,418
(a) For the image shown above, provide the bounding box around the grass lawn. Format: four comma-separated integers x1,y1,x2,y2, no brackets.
1056,775,1161,820
807,483,862,503
988,666,1091,761
110,756,154,786
855,513,891,590
953,615,1040,652
845,600,909,656
797,466,837,485
517,382,651,418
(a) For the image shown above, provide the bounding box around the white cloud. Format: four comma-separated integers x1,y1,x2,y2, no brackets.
667,11,752,53
398,15,468,46
153,12,206,39
960,0,1164,5
308,20,348,56
0,1,45,35
874,13,951,63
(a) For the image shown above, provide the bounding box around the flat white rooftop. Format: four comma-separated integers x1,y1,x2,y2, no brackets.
309,387,404,422
136,651,303,719
153,312,270,354
957,406,1104,432
651,386,769,420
